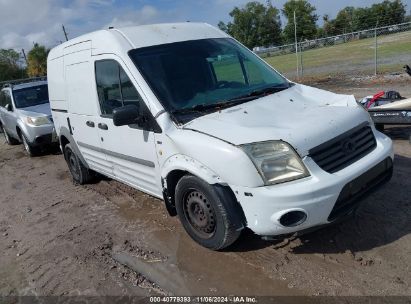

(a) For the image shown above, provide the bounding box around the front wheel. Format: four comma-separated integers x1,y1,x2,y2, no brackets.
21,133,38,156
64,143,93,184
175,175,243,250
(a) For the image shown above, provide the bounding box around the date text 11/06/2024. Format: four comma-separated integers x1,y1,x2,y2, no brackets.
149,296,258,303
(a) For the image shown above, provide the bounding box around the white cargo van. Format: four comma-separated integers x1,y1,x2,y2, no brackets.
48,23,393,250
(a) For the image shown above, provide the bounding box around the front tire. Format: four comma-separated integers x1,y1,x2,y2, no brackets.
64,143,93,184
175,175,243,250
21,133,38,156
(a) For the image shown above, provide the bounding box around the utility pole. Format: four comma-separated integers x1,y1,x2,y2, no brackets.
62,24,69,41
21,49,28,65
294,10,299,79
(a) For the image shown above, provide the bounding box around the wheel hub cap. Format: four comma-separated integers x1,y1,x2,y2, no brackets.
184,190,216,238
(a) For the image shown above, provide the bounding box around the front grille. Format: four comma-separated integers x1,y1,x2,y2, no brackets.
309,123,377,173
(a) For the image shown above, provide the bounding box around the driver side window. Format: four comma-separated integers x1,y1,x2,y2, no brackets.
0,91,6,108
95,60,144,116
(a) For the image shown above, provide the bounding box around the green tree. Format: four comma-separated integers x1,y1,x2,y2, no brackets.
282,0,318,42
27,43,48,77
369,0,406,27
322,0,407,36
218,1,282,49
0,49,25,81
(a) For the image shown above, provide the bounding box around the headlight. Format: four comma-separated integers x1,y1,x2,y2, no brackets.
26,116,50,126
241,141,310,185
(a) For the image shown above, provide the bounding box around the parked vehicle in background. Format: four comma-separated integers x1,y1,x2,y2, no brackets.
360,90,411,131
48,23,394,250
0,78,57,156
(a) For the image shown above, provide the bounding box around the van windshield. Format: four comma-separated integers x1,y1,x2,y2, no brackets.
129,38,289,123
13,85,49,109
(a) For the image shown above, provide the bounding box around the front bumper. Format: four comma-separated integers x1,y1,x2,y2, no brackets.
23,123,57,146
230,131,394,236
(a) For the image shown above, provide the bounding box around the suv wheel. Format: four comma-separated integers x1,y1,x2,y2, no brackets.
21,133,38,156
1,125,19,145
175,175,242,250
64,143,93,184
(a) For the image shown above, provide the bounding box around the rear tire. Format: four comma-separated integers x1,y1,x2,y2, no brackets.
64,143,93,184
0,125,19,145
175,175,243,250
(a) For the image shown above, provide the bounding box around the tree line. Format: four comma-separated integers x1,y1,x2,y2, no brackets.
218,0,410,49
0,43,48,82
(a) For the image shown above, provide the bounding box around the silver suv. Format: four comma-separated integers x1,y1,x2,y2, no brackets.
0,79,56,156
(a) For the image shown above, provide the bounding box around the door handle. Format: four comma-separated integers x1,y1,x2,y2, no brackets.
98,123,108,130
86,121,95,127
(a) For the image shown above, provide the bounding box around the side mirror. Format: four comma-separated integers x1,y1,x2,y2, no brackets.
113,105,139,126
5,104,12,112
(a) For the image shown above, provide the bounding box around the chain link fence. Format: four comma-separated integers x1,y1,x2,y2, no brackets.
255,22,411,79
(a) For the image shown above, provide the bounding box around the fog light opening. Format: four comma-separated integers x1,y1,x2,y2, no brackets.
279,211,307,227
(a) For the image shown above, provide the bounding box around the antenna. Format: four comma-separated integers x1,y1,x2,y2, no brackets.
62,24,69,41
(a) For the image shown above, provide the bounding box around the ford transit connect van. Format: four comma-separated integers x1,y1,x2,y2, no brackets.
48,23,393,250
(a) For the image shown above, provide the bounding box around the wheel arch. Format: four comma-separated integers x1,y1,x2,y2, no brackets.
58,126,89,168
161,154,246,225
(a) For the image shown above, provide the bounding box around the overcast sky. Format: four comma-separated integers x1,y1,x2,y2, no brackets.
1,0,410,51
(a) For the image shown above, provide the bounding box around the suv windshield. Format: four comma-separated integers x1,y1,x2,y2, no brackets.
129,38,289,123
13,84,49,109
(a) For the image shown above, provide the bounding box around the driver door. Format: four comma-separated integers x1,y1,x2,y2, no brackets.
93,58,161,197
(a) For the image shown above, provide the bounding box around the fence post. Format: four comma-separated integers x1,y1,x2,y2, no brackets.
374,24,378,76
300,40,304,78
294,10,299,79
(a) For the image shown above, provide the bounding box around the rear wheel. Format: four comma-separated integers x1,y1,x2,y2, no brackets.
175,175,242,250
64,143,93,184
0,125,19,145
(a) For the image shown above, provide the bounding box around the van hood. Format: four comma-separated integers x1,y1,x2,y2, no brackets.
17,103,51,117
183,84,370,157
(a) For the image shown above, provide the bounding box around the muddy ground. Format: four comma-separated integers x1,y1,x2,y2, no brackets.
0,76,410,298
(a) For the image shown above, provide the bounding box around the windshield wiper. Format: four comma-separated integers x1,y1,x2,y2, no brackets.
171,83,293,115
231,83,293,102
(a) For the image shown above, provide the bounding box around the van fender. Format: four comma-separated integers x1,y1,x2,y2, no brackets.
58,126,89,169
160,154,246,229
161,154,224,185
160,154,224,216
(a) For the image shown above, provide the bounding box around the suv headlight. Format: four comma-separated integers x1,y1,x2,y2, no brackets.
241,141,310,185
26,116,50,126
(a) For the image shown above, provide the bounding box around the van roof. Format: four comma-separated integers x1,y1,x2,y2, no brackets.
48,23,229,59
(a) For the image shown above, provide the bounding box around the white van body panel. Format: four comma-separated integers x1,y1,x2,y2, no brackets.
183,84,370,157
47,23,393,238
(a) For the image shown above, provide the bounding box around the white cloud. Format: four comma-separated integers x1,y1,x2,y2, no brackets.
105,5,160,28
0,0,163,52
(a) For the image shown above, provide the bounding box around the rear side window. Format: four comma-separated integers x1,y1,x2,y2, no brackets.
95,60,144,115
